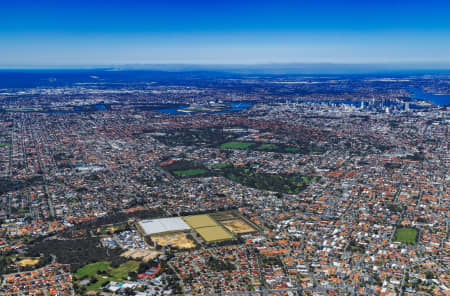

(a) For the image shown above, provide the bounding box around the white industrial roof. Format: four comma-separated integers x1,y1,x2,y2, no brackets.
138,217,191,235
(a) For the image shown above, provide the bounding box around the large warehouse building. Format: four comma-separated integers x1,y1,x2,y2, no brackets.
138,217,191,235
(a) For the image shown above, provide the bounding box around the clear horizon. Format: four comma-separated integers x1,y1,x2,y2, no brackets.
1,0,449,67
1,62,450,72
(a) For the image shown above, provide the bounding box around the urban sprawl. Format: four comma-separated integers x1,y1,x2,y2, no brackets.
0,73,448,296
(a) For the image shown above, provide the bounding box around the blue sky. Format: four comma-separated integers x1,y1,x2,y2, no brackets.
1,0,450,67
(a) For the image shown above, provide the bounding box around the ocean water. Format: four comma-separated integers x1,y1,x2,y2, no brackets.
409,88,450,106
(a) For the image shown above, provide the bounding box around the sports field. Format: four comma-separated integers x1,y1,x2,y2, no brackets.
183,214,218,228
195,225,233,242
394,227,417,244
183,214,235,242
219,141,254,149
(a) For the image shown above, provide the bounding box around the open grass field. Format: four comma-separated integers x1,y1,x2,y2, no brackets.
183,214,218,228
219,141,255,149
151,232,196,249
173,169,208,177
75,260,140,291
257,144,280,150
221,219,256,234
284,147,300,152
0,143,10,147
211,163,232,169
75,261,110,278
18,258,39,267
195,226,233,242
394,227,417,244
161,160,211,178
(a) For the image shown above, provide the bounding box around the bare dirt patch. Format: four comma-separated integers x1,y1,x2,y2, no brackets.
151,232,196,249
18,258,39,267
221,219,255,234
121,249,161,262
